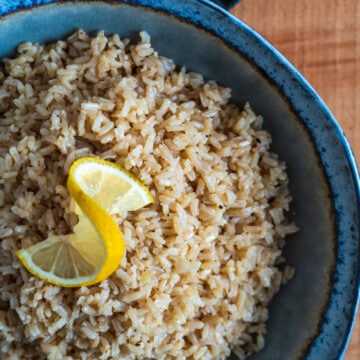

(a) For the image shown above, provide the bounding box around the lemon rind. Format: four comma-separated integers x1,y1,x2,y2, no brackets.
16,157,153,288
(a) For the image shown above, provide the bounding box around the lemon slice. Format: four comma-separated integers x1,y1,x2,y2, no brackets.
16,157,154,287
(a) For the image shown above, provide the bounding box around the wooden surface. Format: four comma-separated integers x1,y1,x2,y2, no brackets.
230,0,360,358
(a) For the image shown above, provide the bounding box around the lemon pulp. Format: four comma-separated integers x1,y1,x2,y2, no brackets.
16,157,154,287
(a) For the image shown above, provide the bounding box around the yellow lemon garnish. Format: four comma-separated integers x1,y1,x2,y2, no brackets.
16,157,154,287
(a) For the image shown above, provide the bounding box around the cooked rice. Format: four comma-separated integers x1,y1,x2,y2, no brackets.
0,30,298,359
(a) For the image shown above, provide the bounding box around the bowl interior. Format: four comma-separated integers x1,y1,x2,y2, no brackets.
1,1,358,359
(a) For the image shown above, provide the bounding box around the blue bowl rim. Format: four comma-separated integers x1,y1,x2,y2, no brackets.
172,2,360,358
205,4,360,358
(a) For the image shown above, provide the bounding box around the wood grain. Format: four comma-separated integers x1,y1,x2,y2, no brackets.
230,0,360,358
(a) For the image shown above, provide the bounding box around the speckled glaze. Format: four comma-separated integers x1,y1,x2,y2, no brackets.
0,1,359,359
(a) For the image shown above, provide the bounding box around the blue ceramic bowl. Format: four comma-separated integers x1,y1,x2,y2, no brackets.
1,1,359,359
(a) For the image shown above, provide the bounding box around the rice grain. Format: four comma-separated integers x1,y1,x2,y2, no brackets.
0,30,297,360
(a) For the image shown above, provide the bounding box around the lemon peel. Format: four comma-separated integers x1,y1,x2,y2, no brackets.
16,157,154,287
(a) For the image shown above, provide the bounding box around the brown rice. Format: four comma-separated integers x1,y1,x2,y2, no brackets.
0,30,298,359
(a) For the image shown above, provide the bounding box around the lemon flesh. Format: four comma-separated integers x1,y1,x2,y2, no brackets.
16,157,154,287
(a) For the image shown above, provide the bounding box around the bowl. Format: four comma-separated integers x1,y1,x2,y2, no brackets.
0,1,359,359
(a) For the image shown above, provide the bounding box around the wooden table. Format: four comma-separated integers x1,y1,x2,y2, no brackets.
230,0,360,358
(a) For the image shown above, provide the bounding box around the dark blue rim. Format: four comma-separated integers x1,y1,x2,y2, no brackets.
0,0,359,358
212,0,241,10
196,2,360,358
0,0,241,16
191,2,360,358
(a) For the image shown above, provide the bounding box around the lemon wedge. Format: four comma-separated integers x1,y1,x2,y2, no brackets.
16,157,154,287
